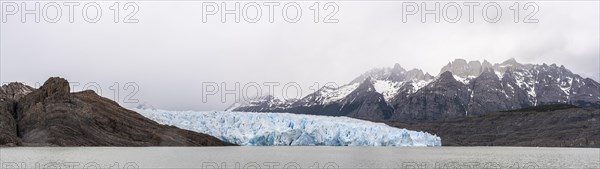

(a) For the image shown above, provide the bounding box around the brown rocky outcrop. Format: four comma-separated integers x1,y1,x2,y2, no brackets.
1,77,233,146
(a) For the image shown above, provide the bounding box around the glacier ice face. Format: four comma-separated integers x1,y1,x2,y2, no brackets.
134,109,442,146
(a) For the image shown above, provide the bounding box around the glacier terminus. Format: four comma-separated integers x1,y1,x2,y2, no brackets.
135,108,442,146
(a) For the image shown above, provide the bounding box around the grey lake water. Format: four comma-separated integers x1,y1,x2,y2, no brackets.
1,147,598,169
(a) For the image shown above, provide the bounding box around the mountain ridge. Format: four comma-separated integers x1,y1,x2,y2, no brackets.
232,58,600,121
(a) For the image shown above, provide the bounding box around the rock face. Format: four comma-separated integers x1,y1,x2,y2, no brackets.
392,71,470,121
337,78,394,120
232,58,600,121
387,104,600,147
0,82,34,146
1,77,232,146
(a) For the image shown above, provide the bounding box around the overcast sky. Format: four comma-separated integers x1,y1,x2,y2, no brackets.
1,1,598,110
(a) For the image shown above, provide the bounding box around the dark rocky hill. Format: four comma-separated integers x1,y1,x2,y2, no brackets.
0,77,233,146
386,104,600,147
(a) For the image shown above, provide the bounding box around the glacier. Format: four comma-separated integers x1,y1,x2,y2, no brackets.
134,108,442,146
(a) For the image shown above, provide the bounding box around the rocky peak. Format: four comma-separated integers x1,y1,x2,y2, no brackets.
501,58,521,66
451,59,468,66
493,58,532,74
358,77,376,92
482,60,493,68
558,65,573,74
350,63,436,84
41,77,69,93
431,71,459,87
440,59,467,72
351,64,408,83
12,77,72,115
405,69,434,81
439,59,484,78
35,77,71,101
535,63,573,75
439,71,455,80
388,64,408,82
467,60,484,75
424,73,434,79
468,60,482,68
475,68,500,81
439,58,532,79
393,63,405,72
0,82,34,101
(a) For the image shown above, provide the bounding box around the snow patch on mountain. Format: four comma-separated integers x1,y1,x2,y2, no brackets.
560,77,573,95
319,83,360,104
412,80,432,93
494,71,504,79
135,109,442,147
373,80,401,101
453,74,471,84
513,70,537,105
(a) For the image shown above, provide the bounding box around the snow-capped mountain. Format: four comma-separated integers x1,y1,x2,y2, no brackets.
232,58,600,121
224,95,296,112
135,108,442,146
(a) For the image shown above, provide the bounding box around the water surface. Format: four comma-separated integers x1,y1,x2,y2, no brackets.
1,147,598,168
